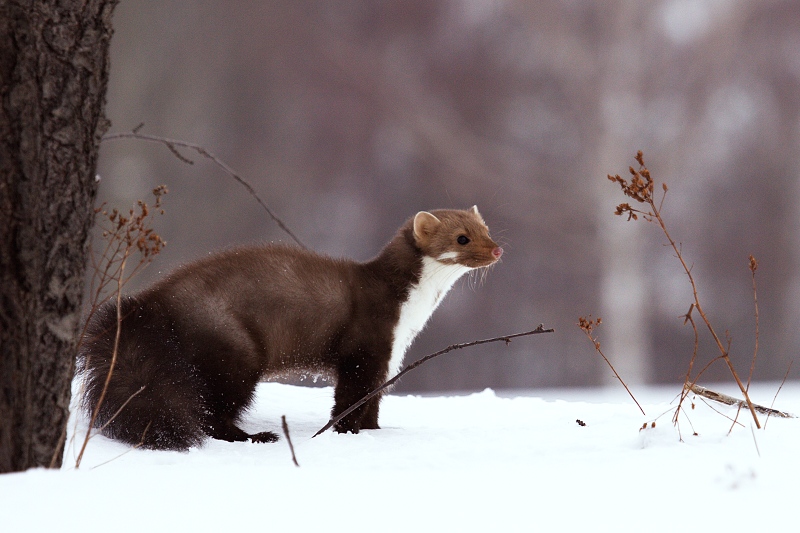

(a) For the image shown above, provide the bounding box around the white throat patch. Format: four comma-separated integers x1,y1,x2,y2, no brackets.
388,256,471,380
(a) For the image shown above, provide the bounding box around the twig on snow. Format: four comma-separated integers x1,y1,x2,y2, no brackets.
688,384,794,419
281,415,300,467
313,325,555,437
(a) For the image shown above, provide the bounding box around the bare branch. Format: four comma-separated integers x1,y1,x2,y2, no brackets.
102,130,307,249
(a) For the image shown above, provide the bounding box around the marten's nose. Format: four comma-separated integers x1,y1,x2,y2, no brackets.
492,247,503,259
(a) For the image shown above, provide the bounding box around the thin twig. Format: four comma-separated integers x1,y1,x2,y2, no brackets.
97,386,146,432
731,260,760,434
674,304,700,424
89,421,152,470
765,360,794,429
696,396,745,428
48,422,68,469
281,415,300,467
102,130,307,249
672,403,699,441
751,423,761,457
577,317,646,416
313,325,554,438
747,255,760,389
76,253,129,469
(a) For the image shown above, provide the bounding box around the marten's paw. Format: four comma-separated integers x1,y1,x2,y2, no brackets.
333,422,360,434
333,421,380,434
249,431,279,443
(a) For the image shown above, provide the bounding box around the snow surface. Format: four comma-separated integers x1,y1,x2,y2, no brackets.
2,380,799,532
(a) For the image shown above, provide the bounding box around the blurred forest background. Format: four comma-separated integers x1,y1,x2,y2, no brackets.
96,0,800,393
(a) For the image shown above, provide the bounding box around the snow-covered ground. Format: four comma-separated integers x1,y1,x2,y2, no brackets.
2,380,798,532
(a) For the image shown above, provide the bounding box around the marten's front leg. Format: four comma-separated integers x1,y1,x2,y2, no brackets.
359,395,382,430
332,352,385,433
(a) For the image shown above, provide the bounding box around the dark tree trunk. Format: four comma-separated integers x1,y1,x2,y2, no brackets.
0,0,117,473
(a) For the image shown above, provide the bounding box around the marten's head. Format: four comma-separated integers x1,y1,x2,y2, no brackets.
412,206,503,269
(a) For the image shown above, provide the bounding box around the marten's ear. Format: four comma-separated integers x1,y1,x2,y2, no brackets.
470,205,485,223
413,211,441,245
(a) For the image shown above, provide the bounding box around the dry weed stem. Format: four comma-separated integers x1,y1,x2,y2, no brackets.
609,151,761,429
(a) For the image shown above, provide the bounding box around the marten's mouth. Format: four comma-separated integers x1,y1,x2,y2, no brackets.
436,247,502,268
466,255,502,269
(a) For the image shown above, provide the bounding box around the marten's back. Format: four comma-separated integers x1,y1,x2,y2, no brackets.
145,245,361,372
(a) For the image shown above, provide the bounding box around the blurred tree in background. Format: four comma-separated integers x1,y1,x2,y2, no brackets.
97,0,800,392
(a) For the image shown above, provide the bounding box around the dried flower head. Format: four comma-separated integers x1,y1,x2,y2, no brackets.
749,255,758,273
608,151,665,222
90,185,169,301
578,315,602,333
578,315,603,350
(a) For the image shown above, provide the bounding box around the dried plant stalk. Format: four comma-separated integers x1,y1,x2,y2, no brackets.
609,151,761,428
577,316,646,416
746,255,760,389
74,189,168,468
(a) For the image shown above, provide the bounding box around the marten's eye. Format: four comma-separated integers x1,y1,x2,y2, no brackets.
457,235,470,245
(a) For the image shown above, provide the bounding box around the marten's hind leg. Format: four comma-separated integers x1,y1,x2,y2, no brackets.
206,416,278,443
192,337,279,444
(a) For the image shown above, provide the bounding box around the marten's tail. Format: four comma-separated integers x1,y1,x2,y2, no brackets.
77,296,207,450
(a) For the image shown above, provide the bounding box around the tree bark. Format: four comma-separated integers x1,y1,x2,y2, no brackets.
0,0,117,473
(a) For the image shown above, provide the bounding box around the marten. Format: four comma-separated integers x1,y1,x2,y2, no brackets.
78,206,503,450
